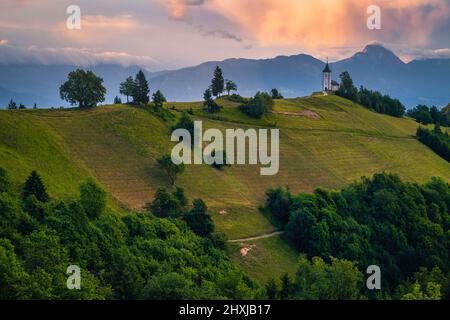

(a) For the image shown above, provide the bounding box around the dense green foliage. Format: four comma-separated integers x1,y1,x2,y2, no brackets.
239,92,274,118
265,173,450,296
0,168,261,300
79,178,107,219
266,256,365,300
417,126,450,162
59,69,106,108
336,72,405,117
407,105,450,126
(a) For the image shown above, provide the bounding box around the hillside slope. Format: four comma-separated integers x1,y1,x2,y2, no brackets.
1,95,449,282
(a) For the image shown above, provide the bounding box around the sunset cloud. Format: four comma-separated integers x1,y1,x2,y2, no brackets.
0,0,449,68
198,0,450,49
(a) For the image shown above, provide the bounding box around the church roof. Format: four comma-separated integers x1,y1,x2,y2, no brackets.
331,80,339,85
323,62,331,73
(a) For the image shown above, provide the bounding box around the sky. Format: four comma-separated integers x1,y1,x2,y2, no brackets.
0,0,450,70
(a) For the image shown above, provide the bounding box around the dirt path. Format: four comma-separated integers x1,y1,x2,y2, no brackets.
228,231,284,243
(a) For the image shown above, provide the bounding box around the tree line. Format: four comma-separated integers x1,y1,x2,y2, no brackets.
417,125,450,162
56,69,167,109
407,105,450,127
336,72,406,117
264,172,450,299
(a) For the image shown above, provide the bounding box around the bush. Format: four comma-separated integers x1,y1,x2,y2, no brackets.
239,92,273,118
145,187,183,218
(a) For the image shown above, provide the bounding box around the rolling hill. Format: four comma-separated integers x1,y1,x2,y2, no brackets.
1,94,449,283
2,44,450,109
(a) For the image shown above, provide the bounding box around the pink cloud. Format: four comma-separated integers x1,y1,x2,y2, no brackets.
165,0,450,50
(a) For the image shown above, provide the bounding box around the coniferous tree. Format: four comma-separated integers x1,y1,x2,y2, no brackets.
114,96,122,104
22,171,49,203
132,70,150,105
211,66,224,97
265,279,279,300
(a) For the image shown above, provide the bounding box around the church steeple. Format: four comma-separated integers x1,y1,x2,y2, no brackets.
322,58,332,92
323,58,331,73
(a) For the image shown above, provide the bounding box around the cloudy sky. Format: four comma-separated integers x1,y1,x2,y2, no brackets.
1,0,450,70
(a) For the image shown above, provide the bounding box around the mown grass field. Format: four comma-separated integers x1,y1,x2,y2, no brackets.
1,95,449,283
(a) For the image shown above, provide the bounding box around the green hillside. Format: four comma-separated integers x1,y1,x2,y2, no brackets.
1,95,449,283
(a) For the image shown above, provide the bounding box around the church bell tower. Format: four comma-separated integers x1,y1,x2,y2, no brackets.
323,58,332,92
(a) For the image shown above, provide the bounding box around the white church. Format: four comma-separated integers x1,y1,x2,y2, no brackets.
322,60,340,93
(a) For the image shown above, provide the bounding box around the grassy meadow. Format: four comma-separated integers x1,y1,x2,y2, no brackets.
1,94,449,283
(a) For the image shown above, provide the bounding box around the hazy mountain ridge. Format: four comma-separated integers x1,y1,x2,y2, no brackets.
0,45,449,108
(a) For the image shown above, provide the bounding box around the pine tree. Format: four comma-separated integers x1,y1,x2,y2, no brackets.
22,171,49,202
211,66,224,97
132,70,150,105
114,96,122,104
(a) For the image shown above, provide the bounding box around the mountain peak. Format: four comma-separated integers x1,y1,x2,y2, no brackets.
351,44,404,65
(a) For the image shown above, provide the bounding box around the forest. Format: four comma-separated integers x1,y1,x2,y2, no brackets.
265,172,450,299
1,168,449,300
0,168,262,299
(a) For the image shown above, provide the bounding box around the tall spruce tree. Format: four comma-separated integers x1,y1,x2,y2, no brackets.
211,66,224,97
22,171,49,202
132,70,150,104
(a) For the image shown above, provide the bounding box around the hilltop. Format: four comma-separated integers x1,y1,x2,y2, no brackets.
1,94,449,282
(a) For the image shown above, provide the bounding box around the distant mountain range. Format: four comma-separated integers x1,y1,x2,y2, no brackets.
0,44,449,109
